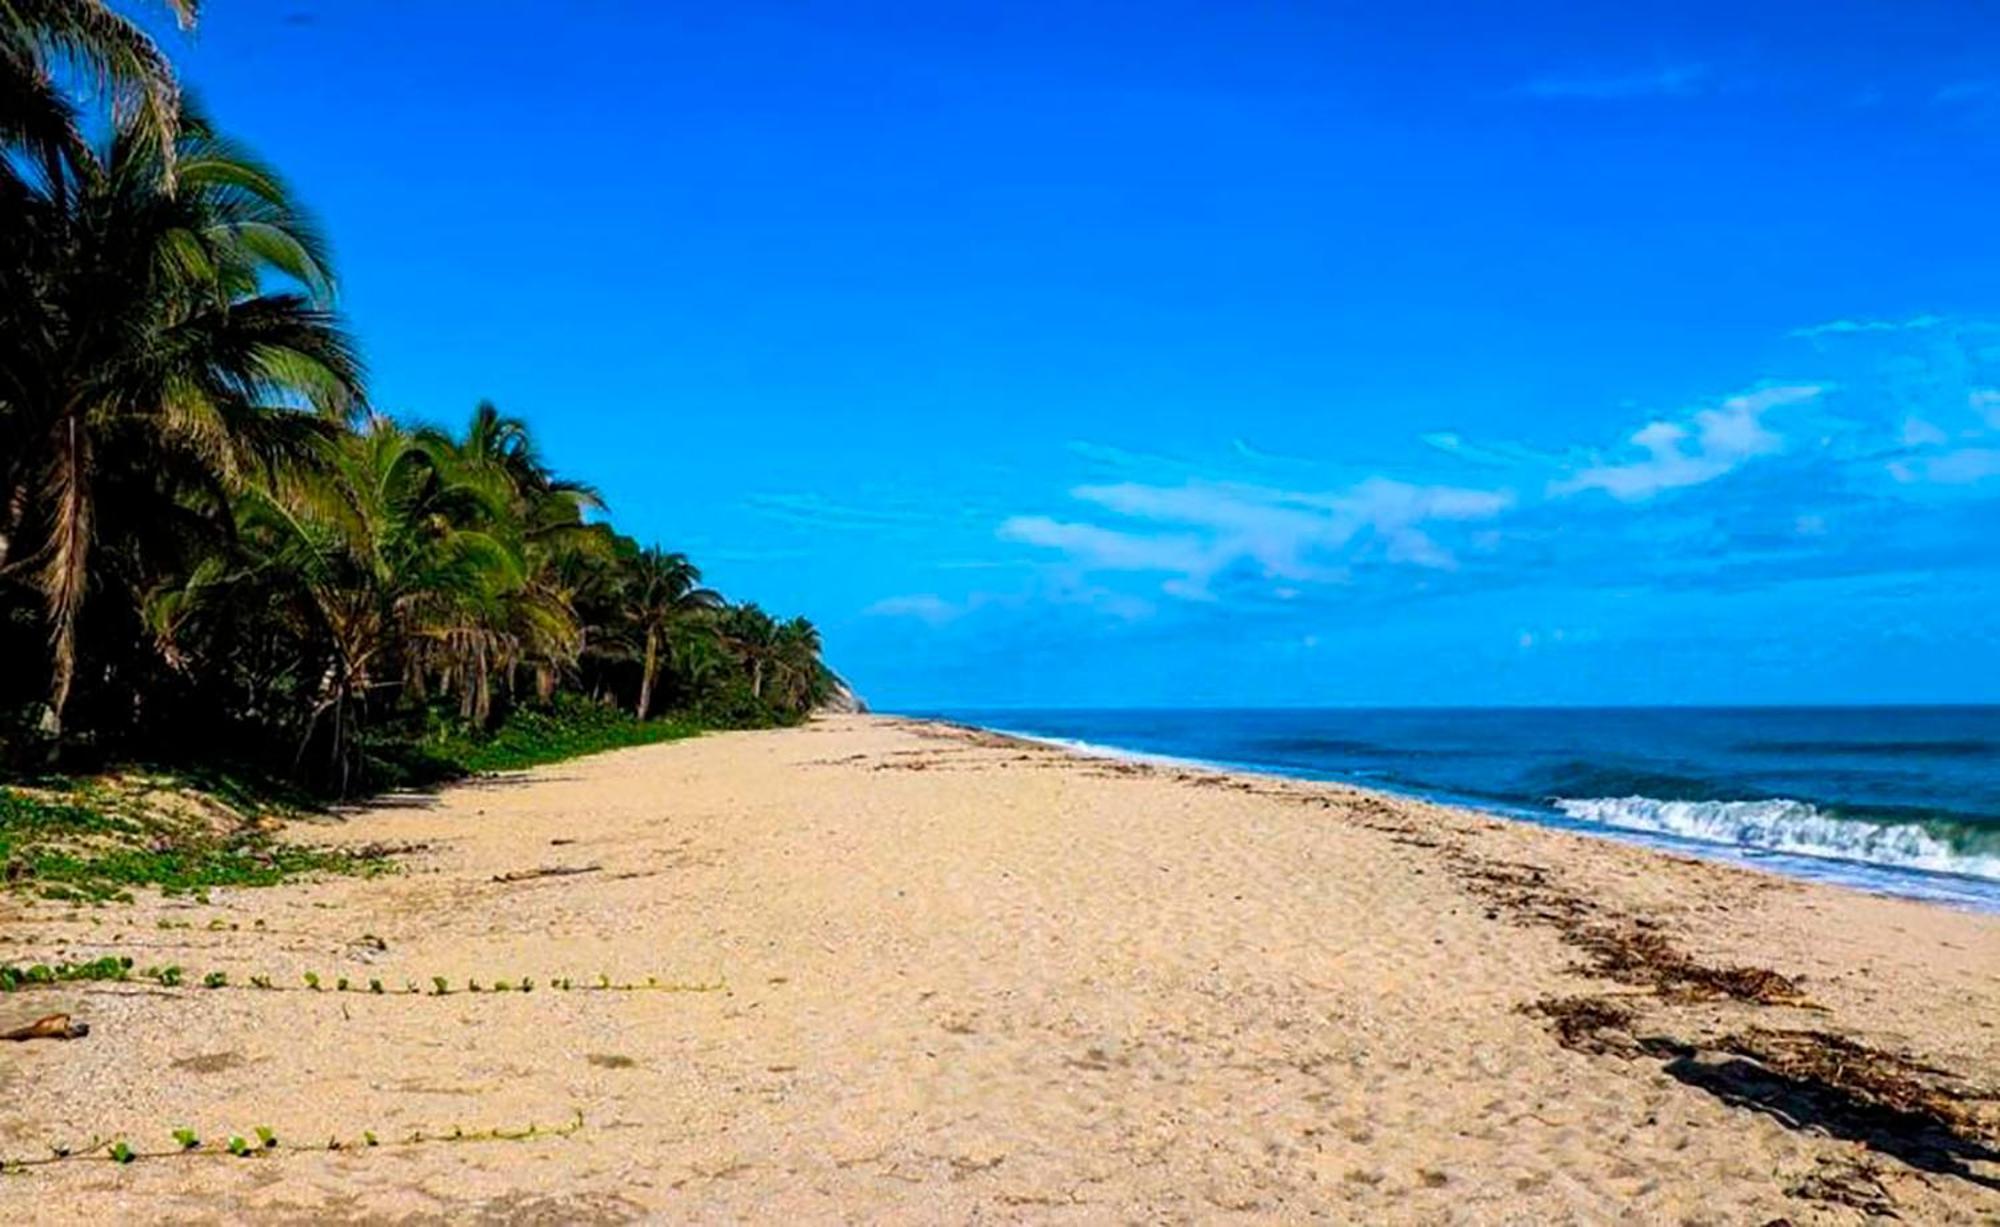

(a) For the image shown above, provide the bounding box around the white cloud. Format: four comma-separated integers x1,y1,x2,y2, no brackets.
1789,314,1944,339
1229,437,1317,467
864,594,962,624
986,316,2000,622
1972,389,2000,429
1073,482,1324,539
1893,448,2000,486
1160,577,1218,602
1553,384,1820,501
1901,417,1949,447
1330,477,1515,522
1420,431,1565,469
997,515,1211,574
1003,474,1513,597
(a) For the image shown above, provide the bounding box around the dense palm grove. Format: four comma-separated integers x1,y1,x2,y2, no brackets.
0,2,840,791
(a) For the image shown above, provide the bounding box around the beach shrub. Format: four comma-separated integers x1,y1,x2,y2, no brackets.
420,695,704,775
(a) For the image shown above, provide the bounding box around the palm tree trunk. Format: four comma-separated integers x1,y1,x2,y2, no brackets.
751,658,763,700
43,415,92,730
473,639,492,726
636,628,658,719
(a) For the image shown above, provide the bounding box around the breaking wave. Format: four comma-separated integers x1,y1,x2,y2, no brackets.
1551,796,2000,882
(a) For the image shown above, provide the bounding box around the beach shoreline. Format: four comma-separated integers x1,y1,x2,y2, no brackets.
1,713,1994,1222
927,712,2000,913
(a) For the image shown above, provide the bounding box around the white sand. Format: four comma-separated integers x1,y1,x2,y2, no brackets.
0,715,1994,1222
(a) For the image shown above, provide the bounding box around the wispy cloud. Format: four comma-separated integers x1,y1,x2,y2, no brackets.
864,593,963,624
1553,385,1822,502
1790,314,1945,339
888,315,2000,657
1901,417,1949,448
1516,63,1710,101
1890,447,2000,485
1420,432,1568,470
997,515,1211,574
1000,474,1513,598
1063,439,1203,479
865,580,1155,627
1229,436,1325,468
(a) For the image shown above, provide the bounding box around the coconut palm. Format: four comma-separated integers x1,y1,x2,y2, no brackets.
216,419,513,786
769,615,833,712
0,100,360,736
0,11,842,782
1,1,197,194
719,603,781,702
666,622,730,706
412,403,605,719
623,548,720,719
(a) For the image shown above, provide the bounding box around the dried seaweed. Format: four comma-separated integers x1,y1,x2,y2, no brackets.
1521,995,1637,1056
1450,855,1806,1005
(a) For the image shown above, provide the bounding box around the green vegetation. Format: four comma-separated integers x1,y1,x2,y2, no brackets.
420,696,706,775
0,1112,585,1173
0,956,133,991
0,955,723,997
20,839,386,903
0,783,389,902
0,4,845,798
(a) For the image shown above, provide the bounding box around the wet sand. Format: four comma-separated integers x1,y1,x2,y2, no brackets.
0,714,1995,1223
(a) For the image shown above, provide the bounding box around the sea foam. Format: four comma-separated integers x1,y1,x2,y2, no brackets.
1552,795,2000,882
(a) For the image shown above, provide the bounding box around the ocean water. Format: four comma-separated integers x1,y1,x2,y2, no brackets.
927,707,2000,910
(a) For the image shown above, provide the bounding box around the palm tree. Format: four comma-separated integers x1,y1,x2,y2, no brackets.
624,548,720,719
0,100,360,737
0,7,849,784
209,419,512,788
1,1,197,194
414,403,603,719
769,615,832,713
720,603,781,702
666,622,729,706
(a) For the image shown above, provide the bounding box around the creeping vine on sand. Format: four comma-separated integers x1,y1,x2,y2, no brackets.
0,957,723,998
0,1112,585,1174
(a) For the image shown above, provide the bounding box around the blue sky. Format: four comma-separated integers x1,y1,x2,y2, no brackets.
162,2,2000,708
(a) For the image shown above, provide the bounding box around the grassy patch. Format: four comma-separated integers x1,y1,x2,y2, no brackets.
0,787,140,842
21,840,388,903
0,700,701,902
0,785,391,904
422,698,703,774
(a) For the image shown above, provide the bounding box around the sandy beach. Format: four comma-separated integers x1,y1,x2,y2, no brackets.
0,714,1995,1223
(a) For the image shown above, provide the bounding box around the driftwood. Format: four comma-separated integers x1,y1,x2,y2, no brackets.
0,1013,87,1041
492,864,601,884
